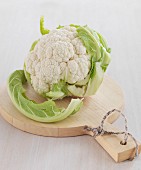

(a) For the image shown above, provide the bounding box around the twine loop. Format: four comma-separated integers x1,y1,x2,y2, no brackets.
84,109,139,160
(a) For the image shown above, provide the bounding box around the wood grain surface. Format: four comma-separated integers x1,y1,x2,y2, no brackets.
0,0,141,169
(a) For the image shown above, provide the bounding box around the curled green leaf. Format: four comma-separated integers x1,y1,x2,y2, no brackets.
7,70,83,122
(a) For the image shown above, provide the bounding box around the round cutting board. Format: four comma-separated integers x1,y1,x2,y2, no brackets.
0,75,124,137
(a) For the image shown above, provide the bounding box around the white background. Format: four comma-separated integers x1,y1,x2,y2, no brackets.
0,0,141,169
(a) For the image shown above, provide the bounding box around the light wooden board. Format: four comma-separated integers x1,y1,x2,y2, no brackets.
0,75,140,162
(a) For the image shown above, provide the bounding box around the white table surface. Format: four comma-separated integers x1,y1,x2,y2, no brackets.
0,0,141,169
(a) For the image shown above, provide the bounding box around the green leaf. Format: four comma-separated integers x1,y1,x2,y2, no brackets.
70,24,80,28
107,48,111,53
45,81,70,100
84,63,104,96
97,32,109,52
100,47,111,71
23,64,31,83
56,25,64,29
40,16,50,35
77,26,101,61
77,25,111,96
45,91,65,100
30,40,39,51
24,39,39,83
7,70,83,122
75,74,90,86
67,85,86,97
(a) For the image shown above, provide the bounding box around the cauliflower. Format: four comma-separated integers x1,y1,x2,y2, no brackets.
7,17,111,123
24,18,111,100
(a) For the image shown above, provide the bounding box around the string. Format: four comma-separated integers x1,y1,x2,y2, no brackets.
84,109,139,160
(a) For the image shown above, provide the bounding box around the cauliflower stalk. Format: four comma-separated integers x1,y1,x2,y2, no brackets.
7,17,111,123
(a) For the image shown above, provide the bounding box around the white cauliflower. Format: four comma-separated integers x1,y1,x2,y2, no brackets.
24,18,111,99
7,17,111,123
25,26,91,95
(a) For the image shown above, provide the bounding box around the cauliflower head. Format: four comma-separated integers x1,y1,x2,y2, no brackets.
24,17,111,100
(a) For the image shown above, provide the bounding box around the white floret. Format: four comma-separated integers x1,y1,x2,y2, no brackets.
25,26,91,94
72,38,86,55
52,41,74,62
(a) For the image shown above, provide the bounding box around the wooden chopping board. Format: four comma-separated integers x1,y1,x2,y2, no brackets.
0,75,140,162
